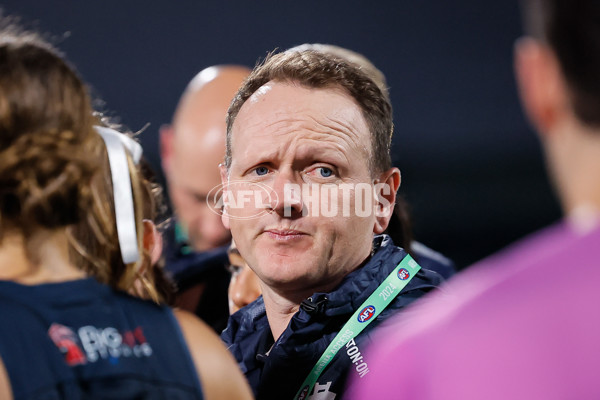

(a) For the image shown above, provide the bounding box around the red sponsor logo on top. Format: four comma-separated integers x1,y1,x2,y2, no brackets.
48,323,153,365
48,323,87,366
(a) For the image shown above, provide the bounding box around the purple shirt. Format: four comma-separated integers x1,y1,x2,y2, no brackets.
349,222,600,399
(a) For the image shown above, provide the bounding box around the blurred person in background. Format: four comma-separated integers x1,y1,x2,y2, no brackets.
160,65,250,331
350,0,600,398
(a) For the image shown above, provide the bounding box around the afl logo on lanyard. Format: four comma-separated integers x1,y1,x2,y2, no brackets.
357,305,376,323
398,268,410,280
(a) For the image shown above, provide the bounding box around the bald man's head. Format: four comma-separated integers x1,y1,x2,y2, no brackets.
161,65,249,251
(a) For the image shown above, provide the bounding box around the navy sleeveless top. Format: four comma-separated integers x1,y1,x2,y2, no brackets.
0,278,204,399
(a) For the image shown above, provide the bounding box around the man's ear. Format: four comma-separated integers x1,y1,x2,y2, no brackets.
219,163,230,229
373,167,401,234
514,37,569,137
159,124,174,174
142,219,163,266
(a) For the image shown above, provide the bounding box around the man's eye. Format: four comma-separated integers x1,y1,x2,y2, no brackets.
318,167,333,178
255,166,269,176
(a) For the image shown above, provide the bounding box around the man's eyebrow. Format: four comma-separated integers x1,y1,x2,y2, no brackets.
294,144,349,167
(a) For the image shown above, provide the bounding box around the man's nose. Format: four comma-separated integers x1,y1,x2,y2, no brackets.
269,171,303,218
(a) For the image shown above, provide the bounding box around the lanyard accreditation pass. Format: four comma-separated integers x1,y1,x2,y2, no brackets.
294,253,421,400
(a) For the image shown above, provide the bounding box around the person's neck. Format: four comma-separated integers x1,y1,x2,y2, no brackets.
568,204,600,234
0,229,85,284
260,279,343,342
261,287,301,342
260,253,374,341
549,121,600,219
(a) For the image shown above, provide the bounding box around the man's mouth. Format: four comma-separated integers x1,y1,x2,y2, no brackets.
263,229,307,241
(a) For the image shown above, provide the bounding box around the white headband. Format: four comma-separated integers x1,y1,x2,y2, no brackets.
95,126,143,264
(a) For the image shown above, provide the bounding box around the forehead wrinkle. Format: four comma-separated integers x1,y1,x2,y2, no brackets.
318,114,369,152
234,124,293,168
243,118,368,171
230,114,285,163
294,138,350,168
300,113,371,164
232,83,371,169
266,116,362,162
264,111,366,149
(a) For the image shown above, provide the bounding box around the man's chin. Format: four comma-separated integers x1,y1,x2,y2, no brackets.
257,263,320,289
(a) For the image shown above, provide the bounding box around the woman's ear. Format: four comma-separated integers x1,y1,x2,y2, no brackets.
142,219,163,266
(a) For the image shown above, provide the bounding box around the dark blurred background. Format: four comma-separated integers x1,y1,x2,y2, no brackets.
1,0,561,270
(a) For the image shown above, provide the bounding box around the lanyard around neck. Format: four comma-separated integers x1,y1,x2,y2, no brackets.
294,253,421,400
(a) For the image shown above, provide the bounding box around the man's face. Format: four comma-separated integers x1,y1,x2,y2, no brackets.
222,81,379,294
166,130,231,252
